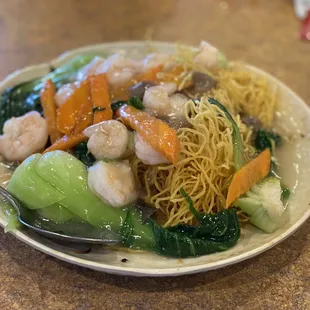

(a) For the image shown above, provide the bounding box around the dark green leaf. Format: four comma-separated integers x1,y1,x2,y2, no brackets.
92,107,106,113
125,190,241,258
128,97,144,110
0,55,102,133
111,97,144,113
111,101,127,112
74,142,96,167
255,129,282,152
180,188,202,220
150,208,240,258
281,185,290,201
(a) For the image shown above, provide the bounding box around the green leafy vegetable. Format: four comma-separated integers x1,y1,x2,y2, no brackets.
92,107,106,113
217,52,229,68
111,97,144,113
8,151,127,230
111,101,127,112
208,98,244,170
37,203,75,222
234,177,285,233
123,192,240,258
255,129,282,152
281,185,291,201
1,201,21,232
7,151,240,258
0,55,101,133
8,154,65,209
128,97,144,110
207,99,287,234
74,142,96,167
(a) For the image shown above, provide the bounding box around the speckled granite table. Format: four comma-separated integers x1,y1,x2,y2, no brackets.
0,1,309,309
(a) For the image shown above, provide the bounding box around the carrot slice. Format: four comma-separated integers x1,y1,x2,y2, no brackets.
73,79,93,134
117,105,180,164
40,80,62,143
57,80,89,135
43,133,87,154
157,65,191,89
89,74,112,124
109,65,164,101
225,149,271,208
138,64,163,83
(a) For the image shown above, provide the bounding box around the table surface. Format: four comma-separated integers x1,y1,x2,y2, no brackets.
0,1,309,309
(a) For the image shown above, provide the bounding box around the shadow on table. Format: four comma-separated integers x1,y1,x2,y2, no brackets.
2,218,308,299
52,219,309,293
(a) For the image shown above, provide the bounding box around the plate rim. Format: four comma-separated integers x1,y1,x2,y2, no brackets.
0,40,309,277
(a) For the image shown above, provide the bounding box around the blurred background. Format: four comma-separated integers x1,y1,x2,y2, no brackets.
0,0,309,102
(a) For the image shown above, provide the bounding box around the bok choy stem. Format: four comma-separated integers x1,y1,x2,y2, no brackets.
7,151,240,258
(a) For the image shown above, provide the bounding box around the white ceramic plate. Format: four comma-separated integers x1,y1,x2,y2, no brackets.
0,41,309,277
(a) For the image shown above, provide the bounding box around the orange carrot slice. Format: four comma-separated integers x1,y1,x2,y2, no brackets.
117,105,180,164
109,65,164,101
73,79,93,134
43,133,87,154
157,65,191,89
57,80,89,135
89,74,112,124
138,64,163,83
226,149,271,208
40,80,62,143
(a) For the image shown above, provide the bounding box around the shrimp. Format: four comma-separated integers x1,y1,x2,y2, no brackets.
88,160,138,207
194,41,221,69
141,53,173,71
54,81,80,107
76,56,105,81
0,111,48,161
143,83,189,123
142,83,177,116
169,93,189,118
83,120,129,160
95,54,140,87
134,132,169,165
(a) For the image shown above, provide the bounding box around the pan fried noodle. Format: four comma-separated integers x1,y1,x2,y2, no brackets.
206,69,277,128
131,98,255,227
161,45,278,128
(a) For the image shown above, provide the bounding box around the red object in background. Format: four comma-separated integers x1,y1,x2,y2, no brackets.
300,11,310,40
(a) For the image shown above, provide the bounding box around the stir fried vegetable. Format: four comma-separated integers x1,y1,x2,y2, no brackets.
207,98,286,232
43,133,87,154
281,186,291,200
40,80,61,143
74,141,96,166
117,105,180,164
111,97,144,112
73,84,93,134
255,129,282,152
234,177,285,233
158,65,192,89
0,44,291,259
226,149,271,208
0,55,101,133
7,151,240,258
89,74,113,124
137,64,162,83
57,80,90,135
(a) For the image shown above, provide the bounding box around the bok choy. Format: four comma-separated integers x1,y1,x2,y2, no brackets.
207,98,288,233
7,151,240,258
0,55,104,133
234,177,285,233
